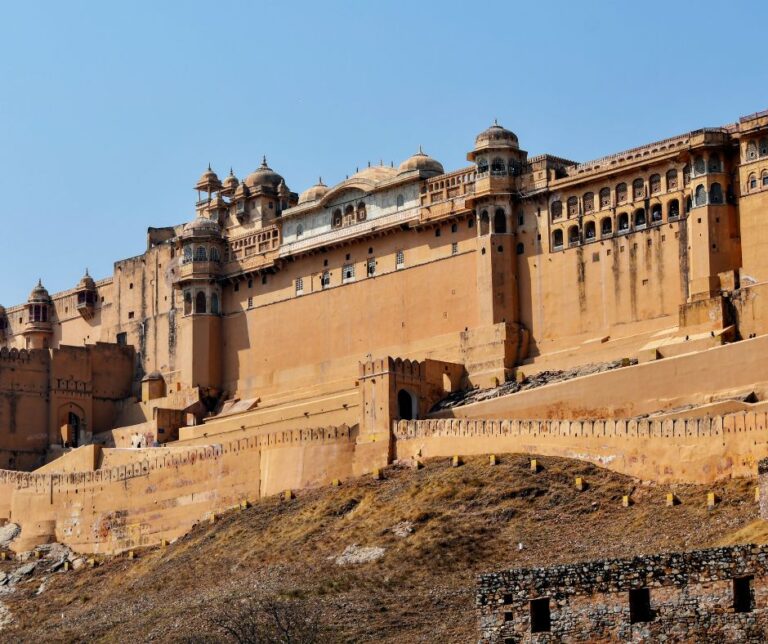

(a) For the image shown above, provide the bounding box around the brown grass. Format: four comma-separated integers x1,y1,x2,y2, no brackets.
1,454,763,643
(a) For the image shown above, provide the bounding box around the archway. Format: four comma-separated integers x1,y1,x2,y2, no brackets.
68,412,81,447
397,389,417,420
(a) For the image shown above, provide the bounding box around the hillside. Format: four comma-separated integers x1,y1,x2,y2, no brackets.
0,453,763,643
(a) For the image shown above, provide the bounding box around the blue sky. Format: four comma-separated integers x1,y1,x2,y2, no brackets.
0,0,766,305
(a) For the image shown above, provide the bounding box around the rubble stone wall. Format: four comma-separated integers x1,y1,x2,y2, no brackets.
477,545,768,643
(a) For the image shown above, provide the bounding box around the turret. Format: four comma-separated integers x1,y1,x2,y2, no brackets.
195,164,222,209
0,305,7,343
23,280,53,349
75,269,97,319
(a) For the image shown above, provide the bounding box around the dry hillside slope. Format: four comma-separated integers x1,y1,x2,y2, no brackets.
0,454,763,642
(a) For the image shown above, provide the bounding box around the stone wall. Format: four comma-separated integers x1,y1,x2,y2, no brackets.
477,545,768,643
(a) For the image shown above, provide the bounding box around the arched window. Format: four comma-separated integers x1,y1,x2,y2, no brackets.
618,212,629,232
396,194,404,209
666,169,678,190
567,196,578,217
649,174,661,194
209,247,221,262
634,208,646,227
494,208,507,233
195,292,206,314
749,174,757,190
552,229,563,249
651,203,662,222
183,245,193,263
709,183,723,204
357,202,366,222
599,187,611,209
296,223,304,237
584,221,596,240
694,184,707,207
210,292,219,315
332,208,342,228
397,389,416,420
708,154,722,173
344,205,355,226
583,192,594,213
763,171,768,187
516,242,525,255
551,200,563,220
632,178,644,200
668,199,680,219
184,291,192,316
693,155,705,176
686,196,692,213
616,182,627,203
480,210,490,235
568,225,580,245
747,141,758,160
601,217,612,236
491,158,505,175
760,138,768,157
477,157,489,174
194,246,207,262
683,165,691,186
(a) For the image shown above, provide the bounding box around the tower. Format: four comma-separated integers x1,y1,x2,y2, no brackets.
23,280,53,350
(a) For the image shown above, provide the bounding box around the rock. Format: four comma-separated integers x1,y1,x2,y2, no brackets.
71,558,85,571
391,521,414,538
335,544,386,565
13,562,36,577
0,525,19,549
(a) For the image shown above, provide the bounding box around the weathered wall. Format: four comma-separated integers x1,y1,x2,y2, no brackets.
394,411,768,484
477,545,768,643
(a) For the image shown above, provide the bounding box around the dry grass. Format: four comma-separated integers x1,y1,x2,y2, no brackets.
2,454,763,643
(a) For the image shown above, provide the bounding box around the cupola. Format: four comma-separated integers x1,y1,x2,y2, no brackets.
298,178,329,205
398,146,444,176
75,269,97,320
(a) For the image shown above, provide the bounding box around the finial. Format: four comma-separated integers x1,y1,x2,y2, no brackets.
390,161,394,167
318,176,323,185
367,160,371,168
37,278,42,287
418,144,424,154
493,118,498,126
380,159,383,166
207,162,212,171
229,167,234,176
85,268,89,277
355,167,358,173
261,155,268,168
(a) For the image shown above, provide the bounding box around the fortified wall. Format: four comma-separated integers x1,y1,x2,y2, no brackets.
477,545,768,642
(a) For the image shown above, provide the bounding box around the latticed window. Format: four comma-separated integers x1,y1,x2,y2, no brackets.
695,184,707,206
183,246,193,263
760,138,768,157
451,242,458,255
552,229,563,248
708,155,722,173
357,203,367,222
747,141,758,160
567,196,578,217
396,250,405,268
666,169,678,190
710,183,724,204
583,192,594,213
194,246,207,262
332,209,342,228
367,258,376,276
616,183,627,203
693,156,705,176
650,174,661,194
632,178,644,200
749,174,757,190
550,200,563,220
321,271,330,288
295,277,304,295
342,264,355,282
599,188,610,208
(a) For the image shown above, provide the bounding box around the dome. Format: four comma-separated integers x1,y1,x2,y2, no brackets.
398,147,444,176
348,164,398,183
28,279,51,303
233,180,250,200
195,165,222,191
182,215,221,238
474,120,519,150
77,269,95,290
298,178,329,205
222,169,239,191
0,304,6,316
244,156,285,190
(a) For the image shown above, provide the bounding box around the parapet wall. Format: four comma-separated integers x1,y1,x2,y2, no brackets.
477,545,768,643
394,411,768,483
1,424,356,554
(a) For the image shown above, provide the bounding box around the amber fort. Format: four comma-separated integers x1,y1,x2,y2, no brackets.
2,107,768,560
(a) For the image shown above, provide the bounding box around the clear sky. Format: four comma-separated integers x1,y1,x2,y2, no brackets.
0,0,766,305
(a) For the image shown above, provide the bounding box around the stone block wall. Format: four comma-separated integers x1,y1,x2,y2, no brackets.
477,545,768,643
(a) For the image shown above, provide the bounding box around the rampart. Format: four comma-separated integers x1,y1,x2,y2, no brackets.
477,545,768,642
0,424,356,553
394,411,768,483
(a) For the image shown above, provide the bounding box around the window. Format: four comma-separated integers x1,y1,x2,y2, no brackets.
733,576,754,613
552,229,563,249
396,194,404,209
550,200,563,220
683,165,691,186
568,225,580,246
183,246,193,263
650,174,661,194
451,242,458,255
618,212,629,232
491,158,505,175
210,247,221,262
761,138,768,157
262,275,267,285
651,204,662,222
129,282,134,290
494,208,507,233
632,178,644,200
666,169,678,190
367,258,376,276
583,192,594,213
634,208,646,227
396,250,405,269
210,293,219,315
747,141,758,160
616,182,627,203
601,217,612,236
629,588,652,624
195,292,206,314
116,332,127,346
128,311,135,319
518,212,524,226
567,196,578,217
668,199,680,219
184,292,192,315
332,209,342,228
357,202,366,222
194,246,207,262
342,264,355,283
530,598,551,633
584,221,596,240
321,271,330,289
710,182,724,204
295,277,304,295
693,155,705,176
468,218,474,229
344,205,355,226
477,157,488,174
763,171,768,187
435,228,441,237
599,187,611,208
451,223,458,233
296,224,304,237
694,184,707,207
708,154,722,173
247,296,253,309
749,174,757,190
516,242,524,255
